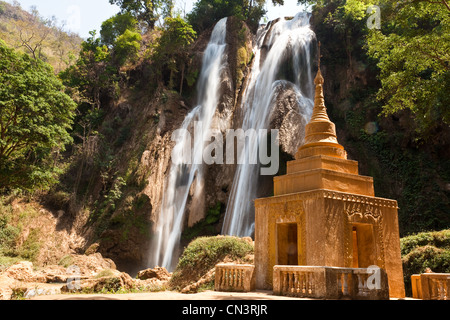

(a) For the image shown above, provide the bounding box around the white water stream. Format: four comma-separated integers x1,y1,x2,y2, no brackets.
222,13,316,237
148,18,228,271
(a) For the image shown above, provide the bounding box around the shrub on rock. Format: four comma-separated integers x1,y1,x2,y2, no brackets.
169,236,254,292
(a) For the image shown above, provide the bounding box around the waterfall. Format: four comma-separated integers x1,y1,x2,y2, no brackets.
148,17,228,271
222,13,316,237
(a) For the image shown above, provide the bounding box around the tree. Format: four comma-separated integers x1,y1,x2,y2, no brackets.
365,0,450,135
52,23,82,73
187,0,264,32
109,0,174,29
99,13,142,66
114,29,143,65
100,12,139,47
0,40,77,191
60,31,115,109
11,7,54,61
155,17,197,92
187,0,285,33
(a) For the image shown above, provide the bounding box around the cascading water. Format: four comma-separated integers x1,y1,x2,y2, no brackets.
148,17,228,271
222,12,316,237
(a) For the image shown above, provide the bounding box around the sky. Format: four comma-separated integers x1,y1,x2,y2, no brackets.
7,0,307,39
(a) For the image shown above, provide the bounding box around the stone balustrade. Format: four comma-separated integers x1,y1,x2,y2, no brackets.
412,273,450,300
273,266,325,298
214,264,255,292
273,266,389,300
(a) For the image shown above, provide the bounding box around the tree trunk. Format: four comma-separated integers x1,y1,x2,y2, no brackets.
180,63,185,95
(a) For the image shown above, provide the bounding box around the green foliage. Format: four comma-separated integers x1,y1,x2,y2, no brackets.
170,236,254,290
403,245,450,274
18,228,41,261
108,193,151,240
114,29,142,65
60,31,116,109
155,17,197,90
158,17,197,53
313,0,450,136
58,255,74,268
401,229,450,296
0,40,77,191
177,236,253,270
97,176,127,216
0,205,20,258
44,190,71,211
365,1,450,136
0,197,43,263
401,229,450,256
101,12,139,47
109,0,174,29
358,129,450,235
95,268,117,278
187,0,269,32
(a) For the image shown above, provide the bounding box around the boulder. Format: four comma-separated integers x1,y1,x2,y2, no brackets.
269,81,310,156
61,269,135,294
40,265,69,283
64,253,117,276
3,261,46,283
0,275,16,300
137,267,171,281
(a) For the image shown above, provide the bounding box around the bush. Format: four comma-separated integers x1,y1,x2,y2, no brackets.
0,212,20,257
169,236,254,291
17,228,41,261
401,229,450,296
0,197,42,262
401,229,450,256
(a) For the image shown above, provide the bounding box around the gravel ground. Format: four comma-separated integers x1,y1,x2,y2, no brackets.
30,290,306,300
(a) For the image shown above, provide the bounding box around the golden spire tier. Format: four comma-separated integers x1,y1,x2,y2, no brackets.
296,43,347,160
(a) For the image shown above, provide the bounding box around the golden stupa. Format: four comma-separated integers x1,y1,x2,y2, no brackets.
254,44,405,298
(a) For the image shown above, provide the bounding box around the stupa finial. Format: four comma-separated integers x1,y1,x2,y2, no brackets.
296,41,347,160
311,41,328,121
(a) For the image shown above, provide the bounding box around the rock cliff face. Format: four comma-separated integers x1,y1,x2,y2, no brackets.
26,16,315,274
87,18,256,273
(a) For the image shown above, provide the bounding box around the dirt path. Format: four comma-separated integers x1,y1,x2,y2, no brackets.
31,290,307,300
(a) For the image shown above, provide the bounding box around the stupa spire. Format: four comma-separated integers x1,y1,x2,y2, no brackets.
296,42,347,160
310,42,331,123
